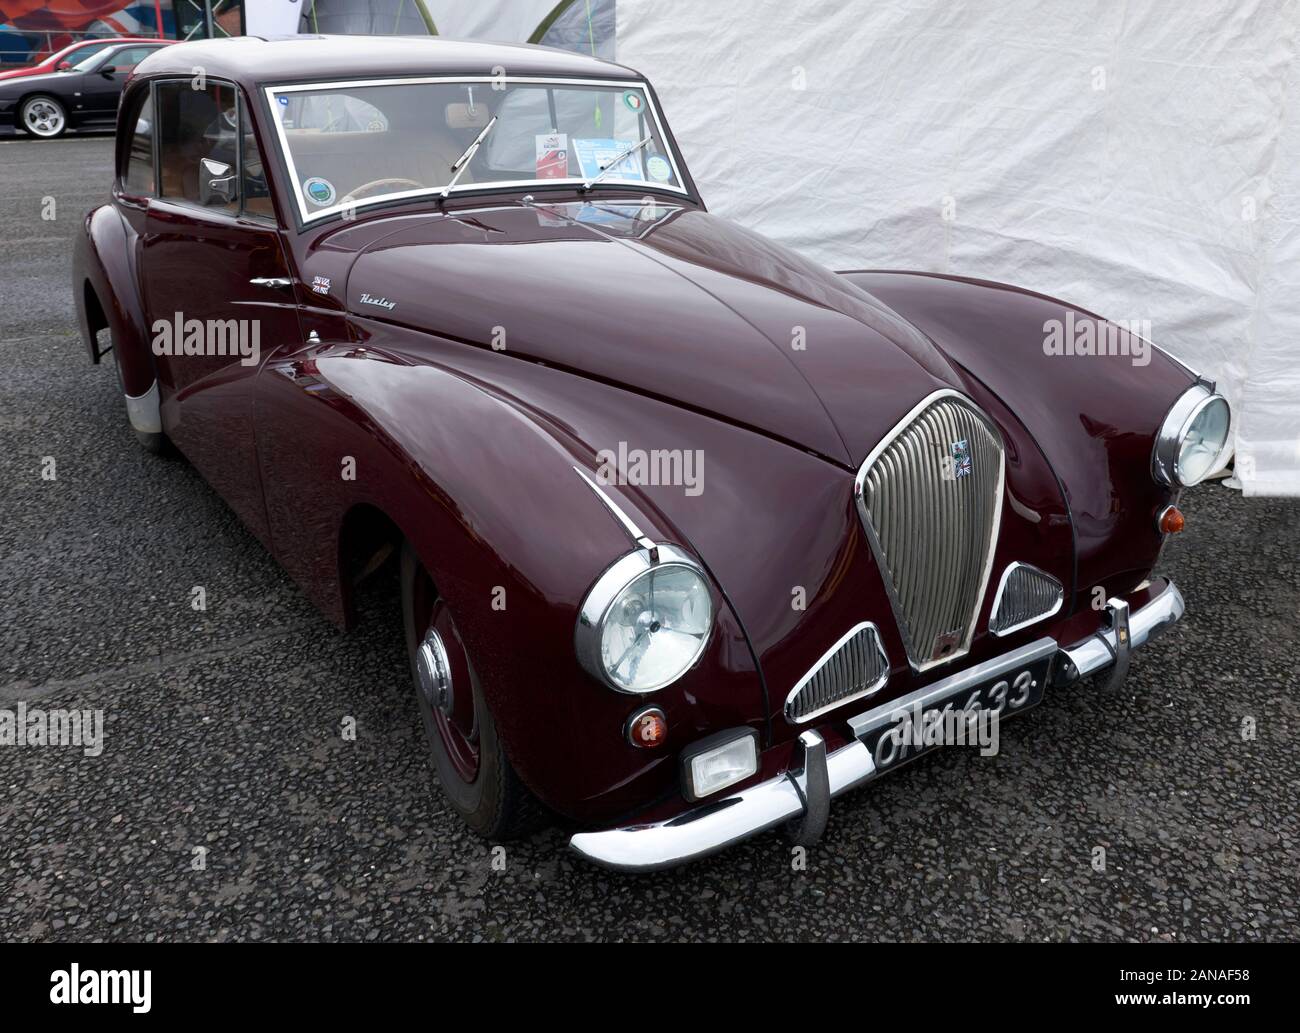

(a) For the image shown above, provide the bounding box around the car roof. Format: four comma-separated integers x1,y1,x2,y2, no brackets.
133,34,640,87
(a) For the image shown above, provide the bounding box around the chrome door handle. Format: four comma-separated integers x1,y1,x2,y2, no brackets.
250,277,292,288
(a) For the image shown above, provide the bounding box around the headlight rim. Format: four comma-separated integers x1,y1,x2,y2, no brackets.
574,543,714,695
1152,383,1231,488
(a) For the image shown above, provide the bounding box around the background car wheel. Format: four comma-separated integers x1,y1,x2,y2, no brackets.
109,339,168,455
400,541,546,840
20,95,67,138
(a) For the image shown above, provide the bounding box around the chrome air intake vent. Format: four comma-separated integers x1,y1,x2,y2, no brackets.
989,562,1064,636
784,622,890,723
854,390,1005,672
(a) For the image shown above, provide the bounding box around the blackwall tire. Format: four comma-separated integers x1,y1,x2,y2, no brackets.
400,540,547,840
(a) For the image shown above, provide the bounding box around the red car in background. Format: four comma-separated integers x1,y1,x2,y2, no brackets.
0,36,170,81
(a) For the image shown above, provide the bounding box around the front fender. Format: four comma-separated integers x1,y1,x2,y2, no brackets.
254,325,765,824
842,270,1196,600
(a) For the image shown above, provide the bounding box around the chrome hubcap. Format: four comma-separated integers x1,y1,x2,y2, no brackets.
24,100,63,136
416,628,454,715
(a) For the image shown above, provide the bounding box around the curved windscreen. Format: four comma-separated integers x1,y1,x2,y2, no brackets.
265,77,687,222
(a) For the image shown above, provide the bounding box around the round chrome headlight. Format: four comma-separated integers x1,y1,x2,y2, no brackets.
1152,384,1231,488
575,544,713,693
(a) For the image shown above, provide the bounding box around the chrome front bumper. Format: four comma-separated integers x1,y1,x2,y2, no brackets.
569,579,1185,872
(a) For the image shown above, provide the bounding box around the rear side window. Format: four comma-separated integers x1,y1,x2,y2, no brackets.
121,88,155,196
157,81,240,215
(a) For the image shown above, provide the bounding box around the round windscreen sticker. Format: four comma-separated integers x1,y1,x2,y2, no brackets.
303,177,336,207
646,155,672,182
623,91,644,113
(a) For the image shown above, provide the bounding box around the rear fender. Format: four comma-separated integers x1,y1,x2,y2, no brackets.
73,204,155,396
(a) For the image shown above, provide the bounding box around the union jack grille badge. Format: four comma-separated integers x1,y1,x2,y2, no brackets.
951,439,972,479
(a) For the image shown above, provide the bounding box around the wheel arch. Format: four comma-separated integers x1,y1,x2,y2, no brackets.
336,501,407,629
73,204,156,395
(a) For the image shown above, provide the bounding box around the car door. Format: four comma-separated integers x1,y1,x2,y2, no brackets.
140,78,302,548
80,46,157,122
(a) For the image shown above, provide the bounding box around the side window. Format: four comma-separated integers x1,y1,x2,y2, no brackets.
108,47,158,72
239,96,274,220
65,42,112,66
122,87,155,196
157,81,239,215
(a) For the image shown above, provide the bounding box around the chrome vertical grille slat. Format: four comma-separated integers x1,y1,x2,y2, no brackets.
785,623,890,723
854,391,1005,672
989,562,1064,635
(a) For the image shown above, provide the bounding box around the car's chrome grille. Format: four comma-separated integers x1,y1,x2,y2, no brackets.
785,623,890,723
854,391,1005,672
989,562,1064,635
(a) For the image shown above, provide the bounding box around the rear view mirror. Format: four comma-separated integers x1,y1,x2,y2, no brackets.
200,158,236,207
100,65,116,77
57,61,72,70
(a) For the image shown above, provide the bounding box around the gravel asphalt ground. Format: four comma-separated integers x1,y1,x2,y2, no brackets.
1,136,1298,942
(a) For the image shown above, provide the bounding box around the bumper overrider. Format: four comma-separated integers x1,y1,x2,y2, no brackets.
569,577,1185,871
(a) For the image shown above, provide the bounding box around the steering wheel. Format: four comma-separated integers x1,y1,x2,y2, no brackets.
346,177,426,200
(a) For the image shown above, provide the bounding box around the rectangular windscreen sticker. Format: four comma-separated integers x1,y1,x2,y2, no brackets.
573,138,644,182
535,132,569,179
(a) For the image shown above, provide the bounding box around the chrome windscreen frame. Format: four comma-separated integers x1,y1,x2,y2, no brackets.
263,75,691,225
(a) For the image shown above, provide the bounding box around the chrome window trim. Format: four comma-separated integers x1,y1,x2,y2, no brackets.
263,76,690,225
988,561,1064,637
853,388,1006,673
783,621,890,724
573,543,712,694
1151,383,1231,487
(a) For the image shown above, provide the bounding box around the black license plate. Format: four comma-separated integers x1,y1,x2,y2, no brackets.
854,653,1052,775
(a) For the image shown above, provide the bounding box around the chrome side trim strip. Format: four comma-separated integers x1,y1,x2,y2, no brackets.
573,466,657,554
123,379,162,435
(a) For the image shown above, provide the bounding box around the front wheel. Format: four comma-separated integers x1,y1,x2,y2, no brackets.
20,95,67,138
400,541,546,839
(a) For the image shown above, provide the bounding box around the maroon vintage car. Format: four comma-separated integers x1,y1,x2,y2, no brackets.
74,35,1231,870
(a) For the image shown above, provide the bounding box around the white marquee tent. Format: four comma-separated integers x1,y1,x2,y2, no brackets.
247,0,1299,495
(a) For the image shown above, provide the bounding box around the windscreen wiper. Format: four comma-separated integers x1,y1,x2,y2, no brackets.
441,115,498,199
581,135,653,191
